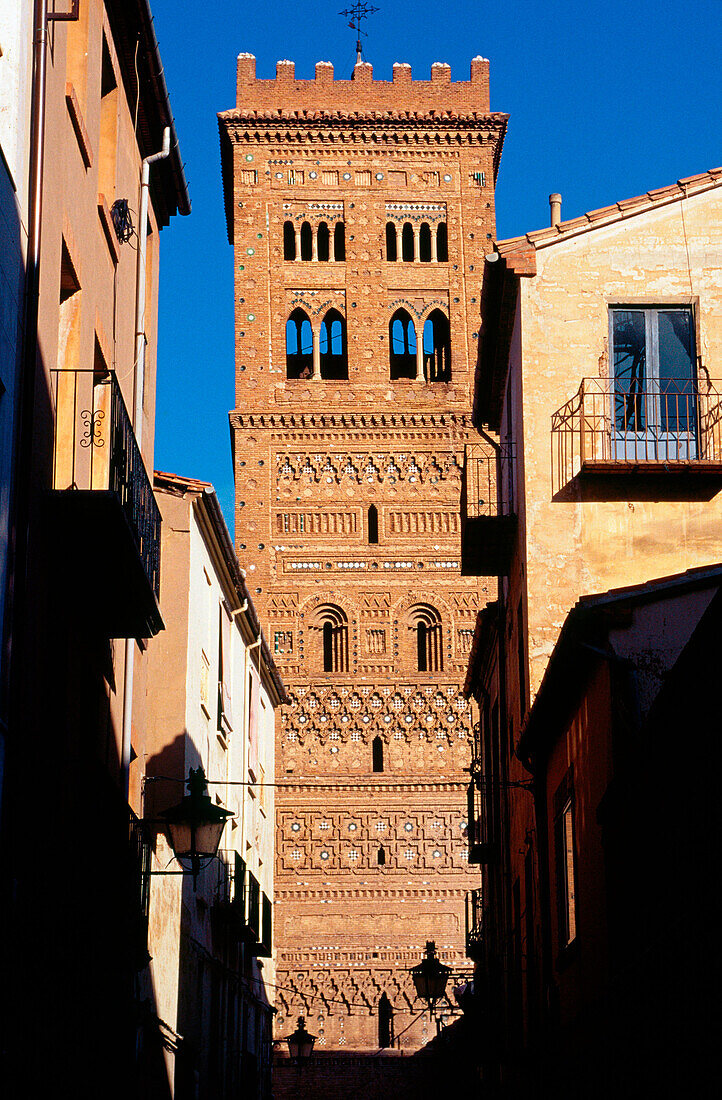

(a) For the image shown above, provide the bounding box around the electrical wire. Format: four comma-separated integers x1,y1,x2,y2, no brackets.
143,774,467,790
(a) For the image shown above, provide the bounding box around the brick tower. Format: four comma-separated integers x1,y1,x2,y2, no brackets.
219,54,506,1052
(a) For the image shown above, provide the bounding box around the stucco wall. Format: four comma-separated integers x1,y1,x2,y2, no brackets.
515,185,722,696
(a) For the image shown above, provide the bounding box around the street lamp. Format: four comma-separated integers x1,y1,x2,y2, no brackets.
409,941,451,1016
285,1016,316,1063
159,766,233,886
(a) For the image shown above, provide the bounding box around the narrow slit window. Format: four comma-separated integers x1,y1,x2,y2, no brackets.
372,736,384,773
323,622,334,672
300,221,312,261
283,221,296,260
401,222,414,262
436,222,448,262
317,221,330,261
334,221,345,261
368,504,378,544
419,223,432,262
385,222,397,261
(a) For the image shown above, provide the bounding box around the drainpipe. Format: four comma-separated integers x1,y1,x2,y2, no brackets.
121,127,171,799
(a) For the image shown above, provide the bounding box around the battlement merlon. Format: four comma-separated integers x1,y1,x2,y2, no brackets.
230,54,492,111
218,54,507,242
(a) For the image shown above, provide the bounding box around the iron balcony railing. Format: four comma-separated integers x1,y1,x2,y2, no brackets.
51,369,161,600
247,870,261,941
467,781,494,865
465,888,484,959
215,849,247,917
551,376,722,489
129,807,151,969
465,442,516,519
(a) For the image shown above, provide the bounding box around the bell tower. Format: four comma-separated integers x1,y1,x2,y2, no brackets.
219,54,507,1051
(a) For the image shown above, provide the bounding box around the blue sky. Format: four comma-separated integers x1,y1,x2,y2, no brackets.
151,0,721,529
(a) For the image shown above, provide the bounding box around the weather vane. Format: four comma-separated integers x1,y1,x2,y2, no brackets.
340,3,379,66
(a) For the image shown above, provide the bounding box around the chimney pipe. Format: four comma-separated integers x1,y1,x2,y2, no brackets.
549,193,562,227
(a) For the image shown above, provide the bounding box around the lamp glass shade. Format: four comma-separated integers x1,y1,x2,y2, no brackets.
409,942,451,1007
159,767,233,866
287,1017,316,1061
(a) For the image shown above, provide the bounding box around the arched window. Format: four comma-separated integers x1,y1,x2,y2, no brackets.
283,221,296,261
409,604,443,672
334,221,345,261
378,993,393,1048
385,222,397,261
319,308,348,380
286,309,313,379
417,622,428,671
389,309,417,380
436,221,448,262
423,310,451,382
315,605,348,673
419,223,432,263
401,222,414,262
300,221,312,261
368,504,378,544
377,847,386,866
372,736,384,773
317,221,330,262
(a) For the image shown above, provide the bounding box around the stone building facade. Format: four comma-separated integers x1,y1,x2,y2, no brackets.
219,55,506,1051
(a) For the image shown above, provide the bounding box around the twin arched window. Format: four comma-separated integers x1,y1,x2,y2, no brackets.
385,221,448,263
316,605,348,673
286,308,449,382
286,308,348,380
409,605,443,672
389,308,451,382
284,220,345,262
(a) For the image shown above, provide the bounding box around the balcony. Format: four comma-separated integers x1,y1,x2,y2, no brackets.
467,781,495,865
465,889,484,961
214,850,247,934
552,377,722,492
128,808,151,969
245,870,272,957
461,442,517,576
50,369,162,638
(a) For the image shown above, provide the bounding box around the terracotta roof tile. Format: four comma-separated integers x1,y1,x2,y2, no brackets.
495,167,722,255
154,469,214,493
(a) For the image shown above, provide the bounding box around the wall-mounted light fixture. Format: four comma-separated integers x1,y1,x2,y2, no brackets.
409,940,451,1016
158,766,233,887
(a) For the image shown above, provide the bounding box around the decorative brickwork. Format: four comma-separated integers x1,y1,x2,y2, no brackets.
219,55,504,1053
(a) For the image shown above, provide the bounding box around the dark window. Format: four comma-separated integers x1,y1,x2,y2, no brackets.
319,308,348,380
417,622,428,672
385,221,397,261
317,221,330,261
319,609,348,672
377,846,386,866
300,220,312,261
378,993,393,1048
553,768,577,949
283,220,296,260
401,222,414,262
334,221,345,261
368,504,378,544
517,597,526,721
285,308,313,379
372,736,384,772
436,221,448,262
389,309,417,380
423,310,451,382
323,622,334,672
419,222,432,262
